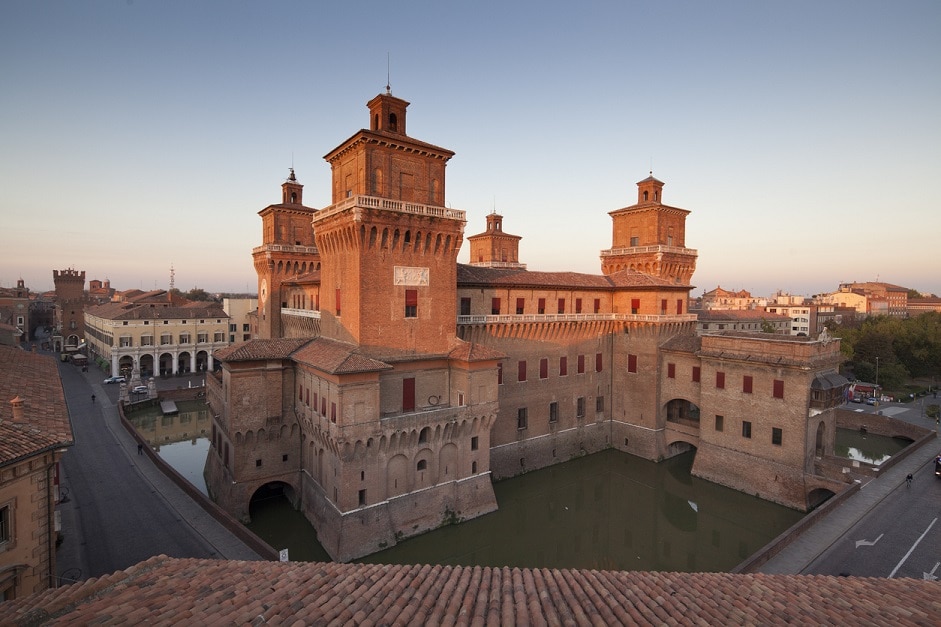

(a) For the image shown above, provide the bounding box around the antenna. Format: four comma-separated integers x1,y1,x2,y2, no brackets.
386,52,391,93
170,264,175,291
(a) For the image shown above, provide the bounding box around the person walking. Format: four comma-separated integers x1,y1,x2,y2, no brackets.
137,443,144,455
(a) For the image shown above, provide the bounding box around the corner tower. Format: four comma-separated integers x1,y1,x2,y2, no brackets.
600,174,698,284
313,90,464,355
466,212,525,269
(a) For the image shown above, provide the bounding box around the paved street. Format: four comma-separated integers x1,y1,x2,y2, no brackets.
54,358,264,585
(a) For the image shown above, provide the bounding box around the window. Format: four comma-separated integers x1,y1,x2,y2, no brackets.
630,236,639,246
676,299,684,315
549,402,558,423
471,436,479,451
558,298,565,314
403,378,416,412
627,354,637,373
773,379,785,399
460,297,471,315
692,366,701,383
330,402,337,423
120,335,132,347
243,323,250,332
715,415,724,432
214,331,225,342
538,298,545,314
575,298,582,313
661,299,667,314
576,397,585,418
631,298,640,314
0,504,10,544
358,490,367,506
716,371,725,389
595,353,603,372
517,407,528,430
743,375,753,394
742,421,752,438
305,389,310,406
336,288,341,316
772,427,783,446
417,459,427,471
667,363,676,379
491,298,501,315
419,427,430,443
518,360,527,382
516,298,525,314
179,332,190,344
539,358,548,379
141,335,153,347
578,355,585,374
299,385,304,401
596,396,604,412
197,332,208,343
321,397,327,415
593,298,601,314
313,393,318,411
405,289,418,318
497,362,503,385
559,356,567,376
229,324,237,332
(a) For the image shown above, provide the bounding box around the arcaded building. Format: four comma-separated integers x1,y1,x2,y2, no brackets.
205,90,848,562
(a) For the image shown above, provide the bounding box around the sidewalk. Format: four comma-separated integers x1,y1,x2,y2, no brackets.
758,405,938,575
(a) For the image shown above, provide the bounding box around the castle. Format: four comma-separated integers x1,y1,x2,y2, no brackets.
205,90,848,561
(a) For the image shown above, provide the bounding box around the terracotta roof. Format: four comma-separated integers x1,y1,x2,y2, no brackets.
213,338,311,362
0,347,73,465
292,337,392,374
457,264,683,290
660,333,702,354
1,555,938,625
696,309,790,322
447,339,506,362
85,302,227,321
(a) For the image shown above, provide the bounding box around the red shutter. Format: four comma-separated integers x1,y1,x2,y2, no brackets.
518,360,527,382
628,354,637,373
716,372,725,389
560,356,567,376
743,376,753,393
405,289,418,306
692,366,701,383
676,299,683,314
540,358,548,379
773,379,785,399
631,298,640,313
668,363,676,378
403,377,416,411
596,353,603,372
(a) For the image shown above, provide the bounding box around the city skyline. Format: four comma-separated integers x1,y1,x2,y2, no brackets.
3,1,939,297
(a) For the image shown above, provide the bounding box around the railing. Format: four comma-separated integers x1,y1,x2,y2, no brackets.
251,243,319,255
312,194,466,224
457,313,698,324
600,245,698,257
468,261,527,269
281,308,321,320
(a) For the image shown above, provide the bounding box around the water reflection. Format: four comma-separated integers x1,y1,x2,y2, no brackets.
835,428,910,465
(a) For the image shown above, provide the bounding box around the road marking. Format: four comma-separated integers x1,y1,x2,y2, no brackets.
923,561,940,581
855,533,883,548
889,517,937,578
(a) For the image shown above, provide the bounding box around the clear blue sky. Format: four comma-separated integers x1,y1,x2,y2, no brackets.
3,1,939,298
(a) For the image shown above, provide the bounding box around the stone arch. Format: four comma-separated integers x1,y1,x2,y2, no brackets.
249,480,299,518
664,398,701,427
807,487,835,510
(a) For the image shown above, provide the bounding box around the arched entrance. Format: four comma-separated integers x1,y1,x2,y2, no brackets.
178,351,192,374
159,352,174,377
196,350,209,372
140,354,155,378
665,398,700,428
249,481,300,520
118,355,134,377
807,487,835,510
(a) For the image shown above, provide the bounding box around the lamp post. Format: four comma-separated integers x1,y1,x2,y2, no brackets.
875,356,879,387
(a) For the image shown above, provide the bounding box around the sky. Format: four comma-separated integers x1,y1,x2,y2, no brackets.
2,1,939,298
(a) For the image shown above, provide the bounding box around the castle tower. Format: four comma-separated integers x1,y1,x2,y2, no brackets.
600,174,698,284
253,168,320,339
313,90,465,355
52,268,86,350
466,212,525,269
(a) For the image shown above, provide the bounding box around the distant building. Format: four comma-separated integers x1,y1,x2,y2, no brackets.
700,286,766,310
695,309,790,334
0,280,31,346
907,297,941,316
222,298,255,343
763,293,815,336
835,281,909,317
52,269,86,352
0,346,73,600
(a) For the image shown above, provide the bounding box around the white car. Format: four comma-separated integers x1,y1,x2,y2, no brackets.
104,376,126,384
131,385,148,394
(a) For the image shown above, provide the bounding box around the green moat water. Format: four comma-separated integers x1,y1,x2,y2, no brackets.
125,406,911,571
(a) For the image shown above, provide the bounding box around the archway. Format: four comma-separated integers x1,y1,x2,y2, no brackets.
177,351,192,374
195,350,209,372
807,487,835,510
159,352,174,377
118,355,134,377
665,398,700,428
139,354,155,378
249,481,299,516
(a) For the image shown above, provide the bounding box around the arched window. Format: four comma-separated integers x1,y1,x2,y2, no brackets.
419,427,430,443
389,113,397,132
643,191,649,201
417,459,427,471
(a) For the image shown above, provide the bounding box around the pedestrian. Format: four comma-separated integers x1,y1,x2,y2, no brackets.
906,473,913,487
137,443,143,455
91,394,96,403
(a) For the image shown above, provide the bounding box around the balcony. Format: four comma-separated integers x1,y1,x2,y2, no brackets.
457,313,698,325
600,244,698,257
281,308,321,320
312,195,466,224
252,243,319,256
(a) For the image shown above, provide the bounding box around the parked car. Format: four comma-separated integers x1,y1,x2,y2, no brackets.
131,385,148,394
935,456,941,478
866,397,877,405
104,376,126,384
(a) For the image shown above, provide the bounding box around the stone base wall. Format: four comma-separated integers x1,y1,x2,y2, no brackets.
489,421,610,480
301,471,497,562
693,442,808,511
610,420,663,461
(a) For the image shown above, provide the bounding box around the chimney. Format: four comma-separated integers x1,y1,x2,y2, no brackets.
10,395,25,423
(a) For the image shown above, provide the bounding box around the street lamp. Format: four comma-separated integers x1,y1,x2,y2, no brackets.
875,356,879,387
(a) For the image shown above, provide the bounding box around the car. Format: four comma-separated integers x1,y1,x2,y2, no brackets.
104,376,126,384
866,397,877,405
131,385,148,394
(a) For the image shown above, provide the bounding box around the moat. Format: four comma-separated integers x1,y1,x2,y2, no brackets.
126,403,908,571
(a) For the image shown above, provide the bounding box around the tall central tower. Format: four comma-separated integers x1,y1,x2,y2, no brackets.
313,90,465,356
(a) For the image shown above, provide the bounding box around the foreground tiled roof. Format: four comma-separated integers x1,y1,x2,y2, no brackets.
213,338,311,362
457,264,683,290
1,555,938,625
292,337,392,374
448,339,506,362
0,347,73,465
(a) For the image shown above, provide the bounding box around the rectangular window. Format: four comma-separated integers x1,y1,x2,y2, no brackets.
331,402,337,423
538,298,546,314
578,355,585,374
405,289,418,318
595,353,603,372
558,298,565,314
243,323,250,332
596,396,604,412
498,362,503,385
141,335,153,347
676,299,683,315
743,375,753,394
630,236,639,246
460,297,471,316
229,323,237,332
516,297,525,315
518,360,527,382
549,402,558,423
716,371,725,389
359,490,367,506
313,393,318,411
403,377,416,412
321,397,327,416
0,504,11,544
539,358,548,379
631,298,640,314
305,389,310,406
692,366,701,383
517,407,528,430
773,379,785,399
593,298,601,314
661,299,667,314
772,427,783,446
576,397,585,418
715,415,724,432
667,363,676,379
120,336,132,347
491,297,501,315
335,288,341,316
299,385,304,401
627,354,637,373
742,420,752,439
471,436,479,450
197,332,208,344
575,298,582,314
559,356,567,376
214,331,225,342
